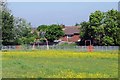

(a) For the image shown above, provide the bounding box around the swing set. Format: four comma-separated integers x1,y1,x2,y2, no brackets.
32,31,49,50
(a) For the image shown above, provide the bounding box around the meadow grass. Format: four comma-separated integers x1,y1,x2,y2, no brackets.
1,50,118,78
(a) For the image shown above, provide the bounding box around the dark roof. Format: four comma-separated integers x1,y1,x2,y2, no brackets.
63,26,80,35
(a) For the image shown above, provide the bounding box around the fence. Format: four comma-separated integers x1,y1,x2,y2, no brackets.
1,45,119,52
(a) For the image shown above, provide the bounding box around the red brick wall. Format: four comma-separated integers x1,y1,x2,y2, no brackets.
60,36,68,41
60,35,80,42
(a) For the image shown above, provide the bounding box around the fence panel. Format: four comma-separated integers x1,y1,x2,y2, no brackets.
1,45,119,52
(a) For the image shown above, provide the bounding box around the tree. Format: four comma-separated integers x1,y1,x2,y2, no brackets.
1,1,37,45
80,11,105,45
116,11,120,45
89,10,105,45
37,24,64,42
80,21,90,39
80,9,120,46
79,21,92,45
2,10,15,45
103,9,118,45
1,1,17,45
37,25,48,32
14,18,37,44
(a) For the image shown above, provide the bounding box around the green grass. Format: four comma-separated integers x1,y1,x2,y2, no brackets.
1,50,118,78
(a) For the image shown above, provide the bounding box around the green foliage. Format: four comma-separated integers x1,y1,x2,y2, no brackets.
102,36,114,45
117,12,120,26
80,9,120,46
89,11,105,45
37,25,48,31
37,24,64,42
2,10,15,45
14,18,37,44
116,12,120,45
1,2,37,45
103,9,118,45
90,10,104,26
80,21,90,38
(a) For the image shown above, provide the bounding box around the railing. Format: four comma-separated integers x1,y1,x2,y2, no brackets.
1,45,119,52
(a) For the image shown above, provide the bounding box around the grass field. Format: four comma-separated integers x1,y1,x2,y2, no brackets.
1,50,118,78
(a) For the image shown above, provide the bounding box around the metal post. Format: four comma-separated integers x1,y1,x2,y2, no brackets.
45,38,49,50
32,43,35,50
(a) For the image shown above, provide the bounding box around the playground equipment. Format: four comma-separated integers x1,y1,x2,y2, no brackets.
85,40,93,52
32,31,49,50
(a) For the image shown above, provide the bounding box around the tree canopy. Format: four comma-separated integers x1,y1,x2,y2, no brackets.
37,24,64,42
1,2,37,45
14,18,37,45
2,9,15,45
80,9,120,46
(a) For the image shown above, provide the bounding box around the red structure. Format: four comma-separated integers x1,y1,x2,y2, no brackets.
85,40,94,52
87,45,94,52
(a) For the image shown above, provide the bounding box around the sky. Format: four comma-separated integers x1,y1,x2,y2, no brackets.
7,2,118,27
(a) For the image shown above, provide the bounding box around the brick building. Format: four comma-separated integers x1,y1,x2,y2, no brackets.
60,26,80,43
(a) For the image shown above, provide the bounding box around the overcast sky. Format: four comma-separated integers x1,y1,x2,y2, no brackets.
8,2,118,27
